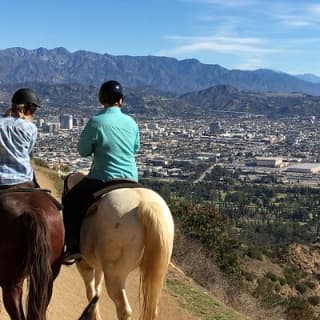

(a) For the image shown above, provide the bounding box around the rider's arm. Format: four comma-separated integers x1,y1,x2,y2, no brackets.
77,119,99,157
28,126,38,154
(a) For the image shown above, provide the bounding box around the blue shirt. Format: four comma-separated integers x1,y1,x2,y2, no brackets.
78,107,140,181
0,116,37,185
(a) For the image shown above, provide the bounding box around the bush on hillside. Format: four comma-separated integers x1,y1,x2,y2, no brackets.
265,272,278,282
243,271,256,282
278,277,287,286
286,297,317,320
33,158,49,168
283,267,307,289
247,246,263,260
169,198,242,278
253,278,285,308
295,282,308,294
303,280,317,289
308,296,320,306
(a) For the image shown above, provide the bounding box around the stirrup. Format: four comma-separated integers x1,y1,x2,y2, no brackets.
63,252,82,265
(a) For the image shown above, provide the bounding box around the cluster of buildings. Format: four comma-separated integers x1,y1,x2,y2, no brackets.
254,157,320,173
32,107,320,186
35,114,88,132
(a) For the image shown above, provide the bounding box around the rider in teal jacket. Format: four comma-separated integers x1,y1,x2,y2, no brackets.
62,80,140,261
78,105,139,182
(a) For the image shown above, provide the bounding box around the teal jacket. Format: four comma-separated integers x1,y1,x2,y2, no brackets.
78,107,140,181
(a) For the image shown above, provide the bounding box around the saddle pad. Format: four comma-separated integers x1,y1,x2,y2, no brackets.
93,182,143,200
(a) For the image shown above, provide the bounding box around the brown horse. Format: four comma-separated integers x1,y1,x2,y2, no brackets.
0,189,65,320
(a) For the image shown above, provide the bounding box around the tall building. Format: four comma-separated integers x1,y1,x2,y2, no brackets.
60,114,73,129
37,119,45,128
43,122,60,133
209,121,223,134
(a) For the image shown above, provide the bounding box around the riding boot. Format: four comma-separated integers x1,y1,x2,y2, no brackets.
63,237,81,263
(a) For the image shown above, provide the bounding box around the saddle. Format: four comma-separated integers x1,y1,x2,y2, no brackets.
0,187,63,210
84,180,143,217
93,180,143,199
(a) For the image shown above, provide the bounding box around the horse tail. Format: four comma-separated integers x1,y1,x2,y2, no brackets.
25,210,52,320
137,201,173,320
78,295,99,320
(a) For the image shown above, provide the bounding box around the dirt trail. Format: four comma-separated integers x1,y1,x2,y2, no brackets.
0,170,196,320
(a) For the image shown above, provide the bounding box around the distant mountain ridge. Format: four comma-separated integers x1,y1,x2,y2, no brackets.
1,47,320,95
1,82,320,118
295,73,320,84
179,84,320,117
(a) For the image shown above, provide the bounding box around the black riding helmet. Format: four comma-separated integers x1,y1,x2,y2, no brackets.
11,88,41,107
99,80,124,105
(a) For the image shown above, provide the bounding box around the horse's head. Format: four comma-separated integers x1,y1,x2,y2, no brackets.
61,171,87,197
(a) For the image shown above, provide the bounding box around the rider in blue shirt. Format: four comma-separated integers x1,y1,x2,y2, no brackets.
0,88,41,188
62,80,140,261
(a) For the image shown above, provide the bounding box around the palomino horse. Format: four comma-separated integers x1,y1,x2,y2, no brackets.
63,172,174,320
0,189,64,320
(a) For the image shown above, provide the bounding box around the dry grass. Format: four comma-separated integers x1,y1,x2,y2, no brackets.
172,225,281,320
166,267,249,320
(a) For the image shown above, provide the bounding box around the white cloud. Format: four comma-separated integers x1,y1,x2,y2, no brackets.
162,1,320,74
272,3,320,28
278,15,314,27
160,35,279,56
307,4,320,15
235,58,266,70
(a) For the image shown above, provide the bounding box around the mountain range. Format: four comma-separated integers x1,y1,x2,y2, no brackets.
295,73,320,84
1,47,320,117
1,47,320,96
180,85,320,117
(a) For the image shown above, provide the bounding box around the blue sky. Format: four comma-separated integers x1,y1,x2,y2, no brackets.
1,0,320,76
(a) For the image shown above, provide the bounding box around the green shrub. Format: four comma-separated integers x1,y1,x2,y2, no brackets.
278,277,287,286
247,246,263,260
265,272,278,282
274,283,281,292
308,296,320,306
295,282,308,294
170,198,242,278
284,268,304,288
286,297,317,320
303,280,317,289
243,271,255,282
253,278,285,308
287,296,307,310
32,158,48,168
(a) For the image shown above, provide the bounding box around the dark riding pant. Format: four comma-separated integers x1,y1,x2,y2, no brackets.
62,177,105,248
62,177,139,251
